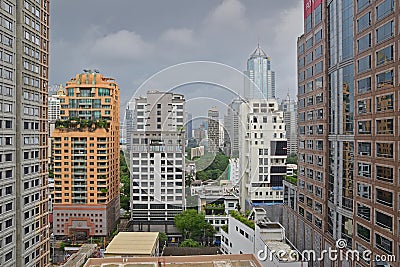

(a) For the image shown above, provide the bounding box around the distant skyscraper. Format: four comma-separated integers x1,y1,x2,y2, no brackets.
207,107,220,153
0,1,50,266
186,113,193,139
124,103,136,152
224,99,243,157
280,95,298,156
52,71,120,237
129,91,185,233
244,44,276,99
48,85,66,121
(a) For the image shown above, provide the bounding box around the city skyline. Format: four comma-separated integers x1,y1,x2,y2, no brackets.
49,0,304,113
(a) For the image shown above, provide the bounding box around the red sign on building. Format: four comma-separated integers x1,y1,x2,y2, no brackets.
304,0,323,18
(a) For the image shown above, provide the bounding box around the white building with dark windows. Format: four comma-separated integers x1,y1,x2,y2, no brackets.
239,99,287,210
129,91,185,234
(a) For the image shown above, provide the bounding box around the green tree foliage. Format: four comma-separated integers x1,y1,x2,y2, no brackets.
120,151,130,211
179,239,200,247
174,209,215,241
195,152,229,181
286,153,298,164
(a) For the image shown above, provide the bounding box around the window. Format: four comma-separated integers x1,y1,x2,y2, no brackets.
315,77,323,90
315,45,322,59
376,21,393,44
376,188,393,207
358,120,371,134
376,0,394,21
356,203,370,220
315,29,322,43
357,34,371,52
357,183,371,199
298,43,304,55
315,61,323,74
376,118,393,134
306,37,313,50
376,94,394,112
305,15,312,33
357,12,370,32
314,4,322,25
375,233,392,253
376,46,393,66
375,210,393,232
358,142,371,156
376,70,393,89
306,52,313,65
357,77,371,94
376,142,393,158
357,223,370,242
358,162,371,178
357,0,370,12
357,99,371,114
357,55,371,73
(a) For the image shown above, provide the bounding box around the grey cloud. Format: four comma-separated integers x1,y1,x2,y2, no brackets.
50,0,304,115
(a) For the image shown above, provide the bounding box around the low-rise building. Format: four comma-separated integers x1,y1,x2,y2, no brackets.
220,208,307,267
104,232,159,257
83,254,263,267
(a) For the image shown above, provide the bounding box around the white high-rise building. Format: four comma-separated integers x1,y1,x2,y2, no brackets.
239,100,287,210
280,95,298,156
129,91,185,232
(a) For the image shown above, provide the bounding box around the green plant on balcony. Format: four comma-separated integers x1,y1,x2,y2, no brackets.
221,224,228,234
100,188,108,193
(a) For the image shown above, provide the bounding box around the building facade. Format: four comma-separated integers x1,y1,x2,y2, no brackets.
283,1,400,267
224,99,243,157
0,1,50,266
239,99,287,210
52,71,120,237
207,107,220,153
280,95,298,155
244,45,276,100
129,91,185,233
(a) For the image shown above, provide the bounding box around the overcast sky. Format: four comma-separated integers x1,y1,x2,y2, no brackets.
50,0,304,118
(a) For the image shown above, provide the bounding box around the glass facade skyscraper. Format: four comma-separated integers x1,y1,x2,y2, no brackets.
284,1,400,267
244,45,276,99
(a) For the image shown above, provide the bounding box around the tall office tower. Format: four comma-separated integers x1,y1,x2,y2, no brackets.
239,99,287,210
224,99,242,157
0,1,50,266
186,113,193,139
52,71,120,238
244,44,276,99
283,1,400,267
130,91,185,233
124,103,136,153
280,95,298,155
207,107,220,153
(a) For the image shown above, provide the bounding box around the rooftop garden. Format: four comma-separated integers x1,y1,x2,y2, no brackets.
221,224,228,234
55,117,109,131
284,170,298,185
229,210,255,229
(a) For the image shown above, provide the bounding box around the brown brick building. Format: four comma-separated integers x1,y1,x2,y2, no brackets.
284,1,400,267
52,71,120,237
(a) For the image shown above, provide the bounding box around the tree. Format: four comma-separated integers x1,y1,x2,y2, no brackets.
179,239,200,247
174,209,206,240
286,153,298,164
